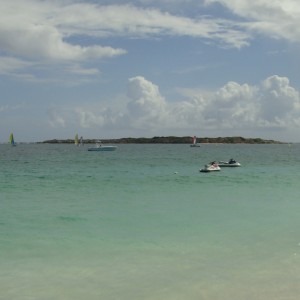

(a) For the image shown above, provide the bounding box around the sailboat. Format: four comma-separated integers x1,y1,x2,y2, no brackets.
9,133,16,146
190,135,200,147
75,133,79,146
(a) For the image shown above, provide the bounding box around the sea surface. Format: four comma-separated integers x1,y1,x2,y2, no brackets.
1,143,300,300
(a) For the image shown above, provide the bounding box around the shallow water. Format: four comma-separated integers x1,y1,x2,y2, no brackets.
1,143,300,299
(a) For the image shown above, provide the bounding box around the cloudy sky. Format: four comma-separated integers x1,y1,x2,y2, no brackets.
1,0,300,142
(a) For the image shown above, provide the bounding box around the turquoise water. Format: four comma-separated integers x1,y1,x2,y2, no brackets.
1,143,300,300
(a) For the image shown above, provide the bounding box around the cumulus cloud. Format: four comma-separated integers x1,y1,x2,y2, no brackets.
70,75,300,135
126,76,167,128
176,75,300,130
259,76,300,126
199,81,258,129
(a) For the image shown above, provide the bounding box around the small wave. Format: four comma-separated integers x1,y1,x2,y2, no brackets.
57,216,85,222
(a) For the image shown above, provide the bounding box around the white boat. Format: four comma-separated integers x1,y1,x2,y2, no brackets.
190,135,200,147
88,141,117,151
9,133,16,146
218,159,241,167
200,162,221,172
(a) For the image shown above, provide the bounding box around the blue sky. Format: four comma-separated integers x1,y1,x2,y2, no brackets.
1,0,300,142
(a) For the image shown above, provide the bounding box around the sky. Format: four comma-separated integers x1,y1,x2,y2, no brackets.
1,0,300,143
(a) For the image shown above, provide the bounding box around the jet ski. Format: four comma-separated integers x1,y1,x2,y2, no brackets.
218,159,241,167
200,161,221,172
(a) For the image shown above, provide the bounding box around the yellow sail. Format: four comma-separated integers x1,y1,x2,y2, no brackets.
75,133,79,145
9,133,16,146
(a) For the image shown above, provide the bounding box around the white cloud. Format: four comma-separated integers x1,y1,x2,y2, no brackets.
200,81,258,129
0,57,35,80
0,0,250,75
0,57,31,73
126,76,167,128
71,76,169,131
53,3,249,48
67,75,300,135
174,75,300,130
68,65,100,76
2,0,300,82
0,104,23,113
75,108,105,128
259,75,300,125
47,108,66,128
0,1,127,62
0,0,127,79
205,0,300,42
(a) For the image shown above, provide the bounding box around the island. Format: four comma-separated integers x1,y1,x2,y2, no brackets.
41,136,284,144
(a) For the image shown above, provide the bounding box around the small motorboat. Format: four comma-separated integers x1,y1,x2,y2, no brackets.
218,159,241,167
88,141,117,151
199,161,221,173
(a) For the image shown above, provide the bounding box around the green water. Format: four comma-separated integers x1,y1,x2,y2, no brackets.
1,143,300,299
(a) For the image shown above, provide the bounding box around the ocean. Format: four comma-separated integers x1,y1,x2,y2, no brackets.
1,143,300,300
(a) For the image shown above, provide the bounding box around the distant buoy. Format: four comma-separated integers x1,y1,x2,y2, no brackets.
174,171,178,174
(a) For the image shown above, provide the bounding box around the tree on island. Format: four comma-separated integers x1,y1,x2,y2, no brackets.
42,136,284,144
